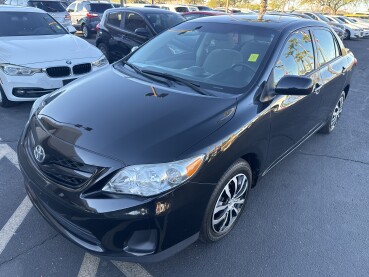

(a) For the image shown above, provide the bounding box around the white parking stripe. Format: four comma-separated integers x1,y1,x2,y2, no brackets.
0,196,33,255
0,143,20,170
0,144,33,255
77,253,100,277
112,261,153,277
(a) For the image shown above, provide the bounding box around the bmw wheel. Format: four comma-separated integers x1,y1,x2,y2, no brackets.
0,85,14,108
200,159,251,242
319,91,346,134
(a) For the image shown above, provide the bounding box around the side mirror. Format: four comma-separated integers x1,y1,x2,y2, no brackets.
66,25,77,34
275,75,313,96
134,28,149,38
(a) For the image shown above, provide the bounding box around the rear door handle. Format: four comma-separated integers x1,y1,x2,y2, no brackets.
313,83,322,95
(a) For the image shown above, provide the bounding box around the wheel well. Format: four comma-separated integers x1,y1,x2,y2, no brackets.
241,153,260,187
343,85,349,98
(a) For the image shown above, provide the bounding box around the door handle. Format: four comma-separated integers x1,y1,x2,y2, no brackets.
342,66,347,75
313,83,322,95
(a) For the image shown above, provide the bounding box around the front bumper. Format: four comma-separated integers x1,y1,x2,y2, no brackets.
0,63,107,102
17,125,214,261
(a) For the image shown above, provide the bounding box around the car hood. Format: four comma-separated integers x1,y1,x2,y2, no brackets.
38,66,237,165
0,34,101,66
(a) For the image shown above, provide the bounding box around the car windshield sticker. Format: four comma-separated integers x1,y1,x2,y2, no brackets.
248,54,259,62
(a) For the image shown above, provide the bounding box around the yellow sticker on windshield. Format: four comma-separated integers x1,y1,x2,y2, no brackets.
248,54,259,62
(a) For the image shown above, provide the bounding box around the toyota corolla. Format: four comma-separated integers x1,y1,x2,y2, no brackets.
18,15,356,261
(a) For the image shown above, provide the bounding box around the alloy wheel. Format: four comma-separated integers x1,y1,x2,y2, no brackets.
82,26,88,38
330,93,345,131
212,173,248,235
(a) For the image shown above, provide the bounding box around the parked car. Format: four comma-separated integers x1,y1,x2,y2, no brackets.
346,16,369,26
96,7,185,62
336,16,369,37
4,0,73,28
0,6,108,107
19,14,356,261
182,11,226,21
162,5,197,13
67,0,114,38
302,12,346,35
214,7,241,13
325,15,364,39
189,5,212,11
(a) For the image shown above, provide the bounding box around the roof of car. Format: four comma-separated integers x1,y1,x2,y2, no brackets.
189,14,321,30
112,7,177,14
0,5,46,13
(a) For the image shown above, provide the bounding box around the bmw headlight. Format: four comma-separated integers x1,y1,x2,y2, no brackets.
102,155,205,197
0,64,42,76
91,55,108,67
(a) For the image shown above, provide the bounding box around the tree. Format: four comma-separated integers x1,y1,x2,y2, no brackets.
300,0,361,14
258,0,268,20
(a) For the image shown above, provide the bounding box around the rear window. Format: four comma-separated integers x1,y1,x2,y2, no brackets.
0,12,66,36
28,1,66,12
88,3,113,13
146,12,185,33
175,7,188,13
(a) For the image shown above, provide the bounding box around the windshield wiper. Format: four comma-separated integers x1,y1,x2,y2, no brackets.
141,69,210,96
120,60,171,87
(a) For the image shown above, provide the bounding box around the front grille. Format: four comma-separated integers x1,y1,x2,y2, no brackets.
73,63,91,75
46,66,71,78
25,126,98,189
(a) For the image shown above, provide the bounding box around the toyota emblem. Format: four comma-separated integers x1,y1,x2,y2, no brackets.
33,145,45,163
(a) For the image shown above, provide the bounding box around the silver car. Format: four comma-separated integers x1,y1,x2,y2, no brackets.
5,0,73,28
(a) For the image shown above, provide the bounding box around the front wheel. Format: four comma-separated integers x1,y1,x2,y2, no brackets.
344,30,351,40
0,86,14,108
200,159,252,243
319,91,346,134
82,24,90,38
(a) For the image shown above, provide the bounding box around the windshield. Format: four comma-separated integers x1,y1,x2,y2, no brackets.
87,3,113,13
0,12,67,36
125,22,276,94
28,1,66,12
146,13,185,33
334,17,345,23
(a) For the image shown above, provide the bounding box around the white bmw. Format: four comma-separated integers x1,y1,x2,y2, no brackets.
0,6,108,107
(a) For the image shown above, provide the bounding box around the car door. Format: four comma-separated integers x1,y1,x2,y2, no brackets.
120,12,153,53
104,11,129,61
267,29,323,167
67,2,77,25
311,28,348,122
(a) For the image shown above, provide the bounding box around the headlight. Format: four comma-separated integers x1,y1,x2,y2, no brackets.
29,94,49,118
91,55,108,67
0,64,42,76
102,155,205,197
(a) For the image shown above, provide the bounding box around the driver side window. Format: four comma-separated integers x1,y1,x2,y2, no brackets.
273,30,315,86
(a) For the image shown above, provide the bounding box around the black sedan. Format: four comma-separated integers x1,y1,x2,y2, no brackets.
96,7,185,62
18,15,356,262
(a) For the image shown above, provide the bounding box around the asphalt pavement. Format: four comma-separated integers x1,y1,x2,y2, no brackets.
0,38,368,277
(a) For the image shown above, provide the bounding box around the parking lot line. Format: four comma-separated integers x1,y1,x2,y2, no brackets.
0,144,33,255
0,196,33,255
77,253,100,277
112,261,153,277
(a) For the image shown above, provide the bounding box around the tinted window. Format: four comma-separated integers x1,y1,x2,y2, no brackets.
88,3,112,13
28,1,66,12
0,12,67,36
107,11,123,28
274,30,314,85
76,3,83,12
175,7,188,13
146,13,185,33
125,22,276,93
197,6,212,11
313,29,338,66
124,12,148,33
67,3,76,12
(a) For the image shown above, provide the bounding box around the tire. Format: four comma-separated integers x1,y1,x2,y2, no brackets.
0,85,14,108
200,159,252,243
97,43,110,62
319,91,346,134
345,30,351,40
82,24,90,39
